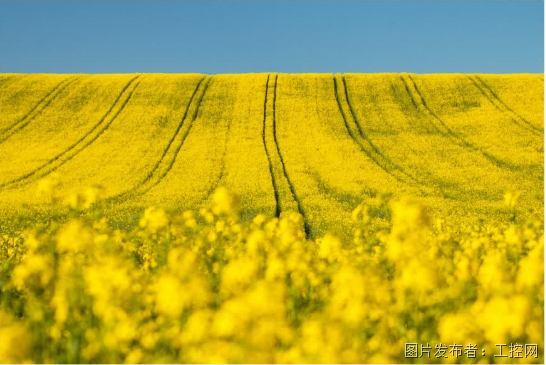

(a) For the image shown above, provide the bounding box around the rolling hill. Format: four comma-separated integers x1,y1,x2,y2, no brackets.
1,73,543,238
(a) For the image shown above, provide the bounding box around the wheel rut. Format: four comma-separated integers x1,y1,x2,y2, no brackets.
1,76,80,143
2,75,143,188
272,74,312,238
468,75,542,135
401,74,514,170
106,76,212,205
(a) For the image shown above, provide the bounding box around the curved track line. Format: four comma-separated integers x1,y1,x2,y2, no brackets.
145,77,212,193
1,76,80,143
172,77,229,209
341,75,472,199
342,75,410,170
141,77,206,185
468,75,542,135
337,75,424,187
103,77,210,205
402,74,513,170
107,77,212,206
334,75,424,193
272,74,311,238
107,77,207,203
1,76,74,134
262,74,281,217
2,76,143,188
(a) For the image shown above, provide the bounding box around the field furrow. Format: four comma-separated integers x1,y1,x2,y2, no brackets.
261,74,300,220
273,75,312,237
408,74,543,171
152,78,212,189
205,73,278,220
139,77,206,188
472,74,544,133
1,74,73,130
0,75,142,186
275,74,415,239
202,73,278,220
1,76,143,189
195,83,231,209
0,76,80,143
40,74,207,208
126,76,211,199
262,75,281,216
134,77,230,210
343,74,465,201
101,76,206,204
1,75,72,134
402,74,511,169
468,75,542,135
334,74,422,190
342,74,544,219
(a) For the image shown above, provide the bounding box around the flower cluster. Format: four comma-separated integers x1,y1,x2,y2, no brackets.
0,187,543,363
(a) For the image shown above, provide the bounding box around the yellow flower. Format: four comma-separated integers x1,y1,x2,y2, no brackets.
438,311,479,345
391,199,430,232
154,274,186,318
57,220,94,253
517,242,544,288
154,272,210,318
36,173,61,199
0,312,31,363
478,251,509,294
212,187,239,217
179,310,214,344
12,253,54,290
475,296,530,342
139,207,169,233
83,185,103,209
124,348,143,364
221,256,258,294
318,233,342,262
397,259,438,294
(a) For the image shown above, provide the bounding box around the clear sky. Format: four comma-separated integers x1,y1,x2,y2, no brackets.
0,1,543,74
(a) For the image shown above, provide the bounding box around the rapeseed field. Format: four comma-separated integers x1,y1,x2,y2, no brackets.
0,73,543,363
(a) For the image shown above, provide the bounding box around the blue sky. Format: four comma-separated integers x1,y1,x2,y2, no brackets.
0,1,543,74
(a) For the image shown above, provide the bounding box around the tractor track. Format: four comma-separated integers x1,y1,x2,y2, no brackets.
1,76,80,143
468,75,542,135
262,74,281,217
103,76,207,203
147,77,212,192
2,76,143,189
139,77,206,187
108,77,212,205
335,75,427,191
272,74,312,238
401,74,513,170
334,75,434,198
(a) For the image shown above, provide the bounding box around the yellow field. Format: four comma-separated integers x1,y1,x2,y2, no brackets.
0,73,543,363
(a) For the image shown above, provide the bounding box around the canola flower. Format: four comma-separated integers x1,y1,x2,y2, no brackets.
0,184,543,364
